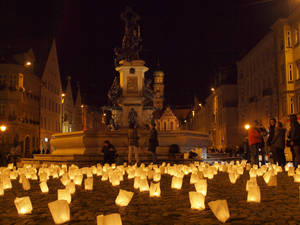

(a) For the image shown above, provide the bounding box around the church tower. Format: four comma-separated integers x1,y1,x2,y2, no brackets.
153,70,164,109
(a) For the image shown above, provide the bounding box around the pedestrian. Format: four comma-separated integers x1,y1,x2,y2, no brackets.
148,123,159,162
271,122,286,166
128,123,139,164
102,140,117,164
248,120,263,165
267,118,276,161
288,114,300,166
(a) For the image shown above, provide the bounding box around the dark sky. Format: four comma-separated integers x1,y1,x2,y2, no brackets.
0,0,290,107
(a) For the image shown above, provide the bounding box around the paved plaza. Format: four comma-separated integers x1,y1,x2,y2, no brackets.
0,165,300,225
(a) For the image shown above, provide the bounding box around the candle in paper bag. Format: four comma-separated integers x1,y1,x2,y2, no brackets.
48,200,70,224
149,182,161,197
14,196,33,214
57,189,71,204
294,174,300,183
3,176,12,189
171,176,183,189
66,182,76,194
115,189,134,206
247,185,261,203
74,174,83,185
84,177,93,190
97,213,122,225
40,181,49,193
139,178,149,192
22,177,31,191
194,179,207,196
189,191,205,210
208,199,230,223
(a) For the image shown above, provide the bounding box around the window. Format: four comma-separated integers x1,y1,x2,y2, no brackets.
129,68,135,74
291,97,294,114
288,64,293,81
164,122,166,131
0,104,5,116
296,65,300,80
287,31,292,48
170,121,174,130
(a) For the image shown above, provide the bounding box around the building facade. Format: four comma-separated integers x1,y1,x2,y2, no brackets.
0,49,40,157
271,6,300,126
153,70,164,110
237,32,278,131
40,40,63,152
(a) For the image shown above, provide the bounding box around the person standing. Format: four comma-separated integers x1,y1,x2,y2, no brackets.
128,123,139,164
148,123,159,162
267,118,276,162
288,114,300,166
248,120,263,165
102,140,117,164
271,122,286,166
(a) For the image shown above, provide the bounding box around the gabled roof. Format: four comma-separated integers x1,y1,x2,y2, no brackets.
172,108,191,120
160,106,177,119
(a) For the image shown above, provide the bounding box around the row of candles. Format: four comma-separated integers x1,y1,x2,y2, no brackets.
1,161,300,224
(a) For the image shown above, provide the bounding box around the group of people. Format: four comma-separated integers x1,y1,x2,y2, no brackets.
248,114,300,167
101,123,159,164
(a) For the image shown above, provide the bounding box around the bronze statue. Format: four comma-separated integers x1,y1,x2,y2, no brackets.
114,7,142,65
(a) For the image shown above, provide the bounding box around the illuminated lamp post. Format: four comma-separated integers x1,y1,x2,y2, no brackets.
0,125,7,161
61,93,65,132
81,105,87,131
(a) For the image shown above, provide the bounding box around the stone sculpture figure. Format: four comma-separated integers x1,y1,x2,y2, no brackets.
143,79,154,106
114,7,142,65
108,76,121,106
128,108,138,127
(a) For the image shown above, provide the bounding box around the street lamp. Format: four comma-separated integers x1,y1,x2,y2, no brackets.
61,93,66,132
244,124,250,130
0,125,7,132
211,87,215,92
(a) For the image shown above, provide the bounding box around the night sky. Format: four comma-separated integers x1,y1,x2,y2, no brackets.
0,0,290,107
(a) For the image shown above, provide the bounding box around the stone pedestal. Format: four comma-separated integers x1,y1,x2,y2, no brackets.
115,60,152,128
50,129,211,156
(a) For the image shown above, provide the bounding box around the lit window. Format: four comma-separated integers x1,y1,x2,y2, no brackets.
287,31,292,48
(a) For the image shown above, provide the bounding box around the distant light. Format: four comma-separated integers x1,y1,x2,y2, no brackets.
103,113,106,116
44,137,48,142
192,110,195,117
199,103,202,107
61,93,66,97
81,104,84,108
211,87,215,92
184,120,187,123
244,124,250,130
25,61,31,66
0,125,7,132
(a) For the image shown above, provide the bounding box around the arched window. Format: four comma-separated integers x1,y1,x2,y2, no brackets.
170,121,174,130
164,122,167,131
